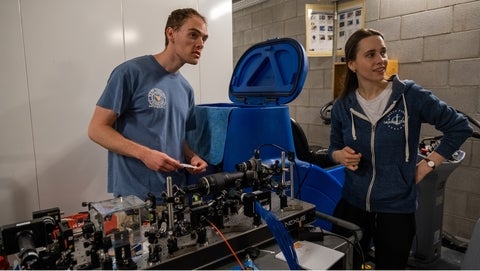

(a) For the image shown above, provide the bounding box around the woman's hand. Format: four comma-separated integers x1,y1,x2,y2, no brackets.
415,152,444,184
333,146,362,171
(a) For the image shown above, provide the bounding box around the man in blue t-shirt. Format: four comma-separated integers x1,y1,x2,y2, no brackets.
88,8,208,200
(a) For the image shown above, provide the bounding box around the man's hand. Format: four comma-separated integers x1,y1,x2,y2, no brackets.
185,154,207,174
140,148,183,172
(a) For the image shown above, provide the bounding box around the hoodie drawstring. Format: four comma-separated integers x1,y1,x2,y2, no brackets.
349,93,410,162
350,110,357,140
402,94,410,162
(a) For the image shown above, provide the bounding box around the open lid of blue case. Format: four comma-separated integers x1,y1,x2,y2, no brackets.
229,38,309,105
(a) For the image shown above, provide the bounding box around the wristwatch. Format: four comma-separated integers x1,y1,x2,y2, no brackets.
424,158,436,170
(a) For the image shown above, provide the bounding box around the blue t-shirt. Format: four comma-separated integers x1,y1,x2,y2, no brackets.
97,55,196,200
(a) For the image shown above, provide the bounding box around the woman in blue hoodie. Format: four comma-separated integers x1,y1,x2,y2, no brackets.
328,28,472,269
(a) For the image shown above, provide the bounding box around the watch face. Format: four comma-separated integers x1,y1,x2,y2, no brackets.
427,160,435,168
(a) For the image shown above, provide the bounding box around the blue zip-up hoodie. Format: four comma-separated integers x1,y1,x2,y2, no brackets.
328,75,472,213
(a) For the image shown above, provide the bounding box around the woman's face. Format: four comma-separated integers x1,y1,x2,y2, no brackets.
348,35,388,84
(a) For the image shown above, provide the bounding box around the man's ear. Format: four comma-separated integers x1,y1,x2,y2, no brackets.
166,27,175,44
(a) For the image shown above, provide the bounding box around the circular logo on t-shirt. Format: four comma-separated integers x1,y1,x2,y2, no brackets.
383,109,405,131
148,88,166,109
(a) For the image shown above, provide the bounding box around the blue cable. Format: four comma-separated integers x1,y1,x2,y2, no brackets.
254,201,299,270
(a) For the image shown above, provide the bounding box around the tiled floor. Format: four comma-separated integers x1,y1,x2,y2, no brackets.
407,246,464,270
362,246,465,270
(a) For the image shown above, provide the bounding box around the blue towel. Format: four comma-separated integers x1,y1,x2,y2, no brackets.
186,106,233,166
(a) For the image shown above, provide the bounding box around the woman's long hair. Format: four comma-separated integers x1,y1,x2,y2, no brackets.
339,28,384,99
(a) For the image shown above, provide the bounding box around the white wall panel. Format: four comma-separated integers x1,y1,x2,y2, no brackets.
20,0,124,217
198,0,232,103
0,0,38,226
122,0,201,103
122,0,232,104
123,0,196,58
0,0,232,226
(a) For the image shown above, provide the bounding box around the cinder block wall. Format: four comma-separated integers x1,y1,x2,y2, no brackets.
233,0,480,240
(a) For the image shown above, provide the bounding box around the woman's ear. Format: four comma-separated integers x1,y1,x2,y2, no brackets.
347,61,356,73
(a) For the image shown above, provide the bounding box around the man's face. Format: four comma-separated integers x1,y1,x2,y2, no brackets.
170,16,208,65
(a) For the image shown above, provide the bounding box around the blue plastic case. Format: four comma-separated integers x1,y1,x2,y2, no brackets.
187,37,310,171
187,38,344,230
229,37,308,105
